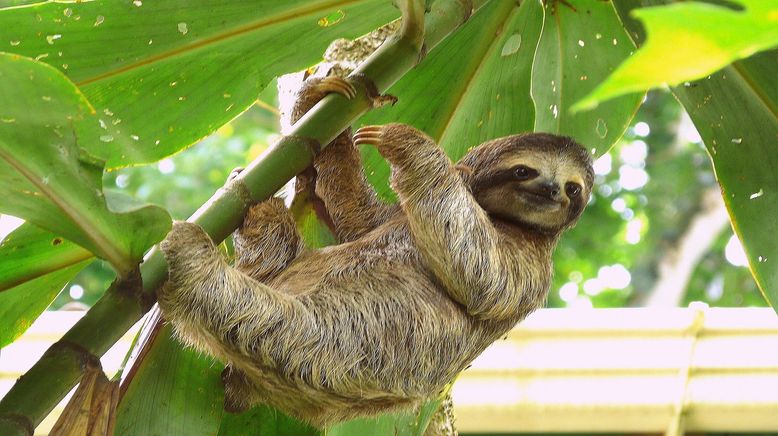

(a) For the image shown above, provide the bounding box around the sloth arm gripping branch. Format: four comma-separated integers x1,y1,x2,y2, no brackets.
291,77,395,242
354,124,529,322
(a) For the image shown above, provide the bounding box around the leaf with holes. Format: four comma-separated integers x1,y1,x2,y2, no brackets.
0,54,170,273
614,1,778,309
0,222,92,293
0,223,93,346
575,0,778,110
532,0,642,155
0,0,399,167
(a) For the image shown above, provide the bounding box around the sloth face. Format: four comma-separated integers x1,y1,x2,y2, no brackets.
461,133,594,235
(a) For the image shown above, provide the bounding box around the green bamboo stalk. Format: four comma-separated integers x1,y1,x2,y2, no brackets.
0,0,486,433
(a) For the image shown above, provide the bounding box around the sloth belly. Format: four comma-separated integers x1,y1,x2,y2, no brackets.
236,237,511,423
241,275,486,425
253,266,495,414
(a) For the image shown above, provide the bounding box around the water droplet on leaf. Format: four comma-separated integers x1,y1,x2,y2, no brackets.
501,34,522,56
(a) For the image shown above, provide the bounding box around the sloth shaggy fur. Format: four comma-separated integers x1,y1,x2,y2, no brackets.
158,77,594,426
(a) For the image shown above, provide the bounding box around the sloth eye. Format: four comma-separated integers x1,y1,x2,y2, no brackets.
566,182,582,198
513,165,537,181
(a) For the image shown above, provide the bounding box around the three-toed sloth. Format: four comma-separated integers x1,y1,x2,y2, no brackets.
158,77,594,426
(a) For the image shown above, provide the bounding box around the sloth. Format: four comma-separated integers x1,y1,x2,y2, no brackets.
157,77,594,426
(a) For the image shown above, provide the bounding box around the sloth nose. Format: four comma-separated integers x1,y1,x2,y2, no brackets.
539,180,561,199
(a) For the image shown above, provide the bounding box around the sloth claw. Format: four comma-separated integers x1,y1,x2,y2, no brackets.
353,125,384,147
316,76,356,100
227,167,244,183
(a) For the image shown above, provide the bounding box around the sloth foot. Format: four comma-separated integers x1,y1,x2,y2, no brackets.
226,167,244,183
159,222,221,303
292,76,356,123
160,221,219,267
354,123,427,147
314,76,356,99
354,123,426,147
353,125,385,147
243,198,288,226
354,123,433,163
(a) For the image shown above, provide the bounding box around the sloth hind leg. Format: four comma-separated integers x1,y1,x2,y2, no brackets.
233,197,304,282
160,221,312,412
159,221,300,354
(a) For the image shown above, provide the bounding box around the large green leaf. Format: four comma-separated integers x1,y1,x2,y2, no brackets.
0,0,399,167
615,1,778,308
0,54,171,273
217,405,318,436
576,0,778,110
0,222,92,292
115,319,225,435
0,262,89,347
0,223,92,346
532,0,642,155
326,399,440,436
674,53,778,308
360,0,543,199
